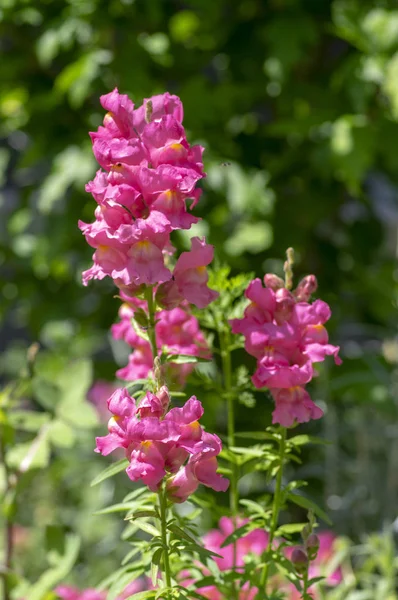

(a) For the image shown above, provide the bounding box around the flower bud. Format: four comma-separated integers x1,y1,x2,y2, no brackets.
294,275,318,302
145,99,153,123
115,279,146,298
306,533,320,560
153,356,164,386
274,288,295,324
301,523,311,541
291,547,309,574
155,280,183,310
263,273,285,291
157,385,171,414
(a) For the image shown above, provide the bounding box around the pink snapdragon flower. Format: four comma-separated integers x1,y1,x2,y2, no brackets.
82,89,214,295
55,578,147,600
112,301,210,387
230,275,341,427
95,387,228,500
55,587,106,600
156,237,219,309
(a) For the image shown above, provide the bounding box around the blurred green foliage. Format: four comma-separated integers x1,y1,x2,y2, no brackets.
2,0,398,592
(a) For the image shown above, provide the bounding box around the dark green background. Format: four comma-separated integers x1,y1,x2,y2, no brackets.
2,0,398,586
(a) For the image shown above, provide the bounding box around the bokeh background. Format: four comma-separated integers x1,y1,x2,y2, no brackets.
2,0,398,592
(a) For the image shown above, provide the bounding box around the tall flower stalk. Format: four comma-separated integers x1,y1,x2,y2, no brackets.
81,88,228,597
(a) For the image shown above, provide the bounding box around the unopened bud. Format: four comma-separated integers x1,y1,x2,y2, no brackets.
263,273,284,291
115,279,146,299
157,385,171,414
155,281,182,310
301,524,311,541
291,547,308,574
153,356,164,386
145,100,153,123
284,247,295,290
306,533,320,560
294,275,318,302
274,288,295,324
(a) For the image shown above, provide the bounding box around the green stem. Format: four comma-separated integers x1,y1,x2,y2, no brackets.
158,487,172,595
219,326,239,599
145,286,158,363
0,432,13,600
260,427,287,596
145,286,162,390
302,569,309,599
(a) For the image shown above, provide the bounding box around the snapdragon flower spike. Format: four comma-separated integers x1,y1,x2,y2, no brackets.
230,274,341,427
95,387,228,500
81,89,211,293
112,300,211,386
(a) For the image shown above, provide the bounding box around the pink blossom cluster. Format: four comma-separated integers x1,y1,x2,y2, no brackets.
112,297,210,386
56,587,106,600
95,387,228,502
230,275,341,427
55,579,144,600
80,88,217,310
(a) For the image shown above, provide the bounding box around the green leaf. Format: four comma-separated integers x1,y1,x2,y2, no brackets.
48,420,76,448
57,400,98,429
28,534,80,600
164,354,200,364
129,520,160,537
6,427,51,472
107,569,146,600
383,52,398,121
220,522,253,547
287,493,332,525
124,592,156,600
32,377,60,411
91,459,129,487
288,434,330,447
151,547,163,586
169,523,198,544
8,410,51,431
275,523,307,537
132,510,158,519
55,50,112,108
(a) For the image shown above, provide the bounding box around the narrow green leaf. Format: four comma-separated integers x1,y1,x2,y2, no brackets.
275,523,307,537
132,510,158,519
288,434,330,447
91,459,129,487
151,547,162,586
129,520,160,537
220,522,253,547
168,524,197,544
287,493,332,525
